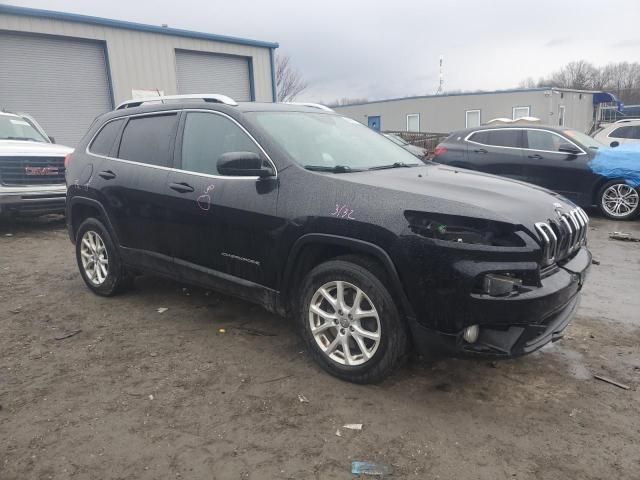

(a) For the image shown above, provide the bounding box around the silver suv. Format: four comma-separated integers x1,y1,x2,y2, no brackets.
0,111,73,217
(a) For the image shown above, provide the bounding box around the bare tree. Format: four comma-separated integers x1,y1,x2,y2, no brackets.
276,54,308,102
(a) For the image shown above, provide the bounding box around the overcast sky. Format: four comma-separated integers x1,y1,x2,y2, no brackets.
7,0,640,102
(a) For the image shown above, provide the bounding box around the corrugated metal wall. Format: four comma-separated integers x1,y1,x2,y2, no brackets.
175,50,251,101
0,32,112,146
0,12,275,105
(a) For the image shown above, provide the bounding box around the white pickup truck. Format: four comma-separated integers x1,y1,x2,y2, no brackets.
0,111,73,217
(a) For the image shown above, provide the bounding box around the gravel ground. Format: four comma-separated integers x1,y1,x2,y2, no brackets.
0,213,639,480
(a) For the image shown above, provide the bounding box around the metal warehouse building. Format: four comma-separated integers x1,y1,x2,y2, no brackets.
334,88,618,135
0,5,278,146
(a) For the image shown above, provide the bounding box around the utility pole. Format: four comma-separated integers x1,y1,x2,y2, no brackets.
436,55,444,95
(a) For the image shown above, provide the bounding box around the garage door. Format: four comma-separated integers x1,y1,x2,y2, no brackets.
0,32,112,147
175,50,252,102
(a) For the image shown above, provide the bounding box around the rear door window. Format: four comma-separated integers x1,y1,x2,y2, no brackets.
117,113,179,167
89,119,125,156
180,112,261,176
609,126,634,139
469,129,522,148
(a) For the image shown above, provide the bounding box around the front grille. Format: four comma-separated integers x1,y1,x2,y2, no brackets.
535,207,589,266
0,156,66,186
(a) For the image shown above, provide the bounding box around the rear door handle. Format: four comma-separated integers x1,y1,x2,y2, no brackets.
98,170,116,180
473,148,487,154
169,182,195,193
528,154,543,160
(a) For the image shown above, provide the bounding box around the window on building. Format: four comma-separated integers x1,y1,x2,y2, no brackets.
406,114,420,132
181,112,261,176
118,113,178,167
465,110,481,128
558,106,565,127
512,106,530,120
89,119,125,156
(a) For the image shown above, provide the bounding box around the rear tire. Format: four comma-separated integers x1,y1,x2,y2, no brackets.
298,257,407,383
598,180,640,220
75,218,132,296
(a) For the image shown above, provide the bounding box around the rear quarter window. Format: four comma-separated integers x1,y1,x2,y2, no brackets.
117,113,179,167
89,119,125,156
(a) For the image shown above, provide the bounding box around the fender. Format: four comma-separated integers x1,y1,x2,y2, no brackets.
281,233,416,320
66,196,120,246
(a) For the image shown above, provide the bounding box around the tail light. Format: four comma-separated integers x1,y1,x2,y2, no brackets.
64,153,72,169
433,146,448,157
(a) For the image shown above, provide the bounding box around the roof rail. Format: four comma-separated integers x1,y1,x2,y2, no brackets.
116,94,238,110
285,102,334,112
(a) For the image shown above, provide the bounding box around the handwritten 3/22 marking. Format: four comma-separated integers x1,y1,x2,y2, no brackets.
331,204,355,220
197,185,215,211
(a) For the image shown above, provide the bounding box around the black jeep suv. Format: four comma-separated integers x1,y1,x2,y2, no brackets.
66,95,591,383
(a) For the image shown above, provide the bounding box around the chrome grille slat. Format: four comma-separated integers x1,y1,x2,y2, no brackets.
0,156,66,186
535,207,589,265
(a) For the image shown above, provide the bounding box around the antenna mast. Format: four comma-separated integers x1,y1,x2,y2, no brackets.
436,55,444,94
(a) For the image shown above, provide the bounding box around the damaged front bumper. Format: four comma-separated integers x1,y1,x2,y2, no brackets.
409,246,591,358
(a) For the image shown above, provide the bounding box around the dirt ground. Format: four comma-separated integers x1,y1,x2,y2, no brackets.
0,213,639,480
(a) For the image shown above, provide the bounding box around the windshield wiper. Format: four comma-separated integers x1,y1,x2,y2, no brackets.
304,165,360,173
368,162,420,171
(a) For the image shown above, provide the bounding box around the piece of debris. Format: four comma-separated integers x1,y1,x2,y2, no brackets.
157,307,168,313
150,352,157,357
569,408,579,417
4,233,13,237
609,232,640,243
343,423,363,431
335,429,342,437
591,258,600,265
236,326,277,337
352,461,393,477
594,374,630,390
148,394,154,400
54,329,82,340
218,328,226,334
260,374,294,384
298,394,309,403
9,308,21,314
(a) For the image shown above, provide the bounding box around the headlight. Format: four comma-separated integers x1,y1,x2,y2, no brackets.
404,211,526,247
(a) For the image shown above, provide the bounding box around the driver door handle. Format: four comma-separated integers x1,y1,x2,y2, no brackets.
527,154,543,160
98,170,116,180
473,148,487,154
169,182,194,193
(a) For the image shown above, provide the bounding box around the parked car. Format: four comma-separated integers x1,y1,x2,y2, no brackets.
594,119,640,147
0,111,72,217
433,125,640,220
383,133,428,159
65,95,591,383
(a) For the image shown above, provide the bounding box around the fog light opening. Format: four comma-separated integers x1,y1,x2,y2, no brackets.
482,273,522,297
463,325,480,344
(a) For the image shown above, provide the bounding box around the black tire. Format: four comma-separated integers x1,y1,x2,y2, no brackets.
597,180,640,220
75,217,132,296
298,256,408,384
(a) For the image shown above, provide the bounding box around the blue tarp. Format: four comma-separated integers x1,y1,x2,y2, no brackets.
590,145,640,187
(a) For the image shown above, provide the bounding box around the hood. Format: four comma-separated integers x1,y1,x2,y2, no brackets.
0,140,74,156
337,163,575,228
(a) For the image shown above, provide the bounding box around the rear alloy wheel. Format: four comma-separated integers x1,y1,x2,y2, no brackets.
599,181,640,220
80,230,109,286
299,258,407,383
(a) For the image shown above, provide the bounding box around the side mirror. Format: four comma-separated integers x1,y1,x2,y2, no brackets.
610,141,620,148
217,152,274,177
48,136,56,144
558,143,581,155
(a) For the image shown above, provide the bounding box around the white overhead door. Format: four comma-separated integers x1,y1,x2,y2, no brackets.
0,32,112,147
175,50,252,102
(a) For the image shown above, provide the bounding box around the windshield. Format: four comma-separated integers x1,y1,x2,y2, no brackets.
384,134,409,146
563,129,603,150
0,114,48,142
250,112,421,170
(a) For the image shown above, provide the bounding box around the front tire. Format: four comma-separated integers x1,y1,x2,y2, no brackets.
298,257,407,383
75,218,132,296
598,180,640,220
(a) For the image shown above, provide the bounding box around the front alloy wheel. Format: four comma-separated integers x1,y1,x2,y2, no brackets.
309,280,381,366
600,182,639,220
80,230,109,286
